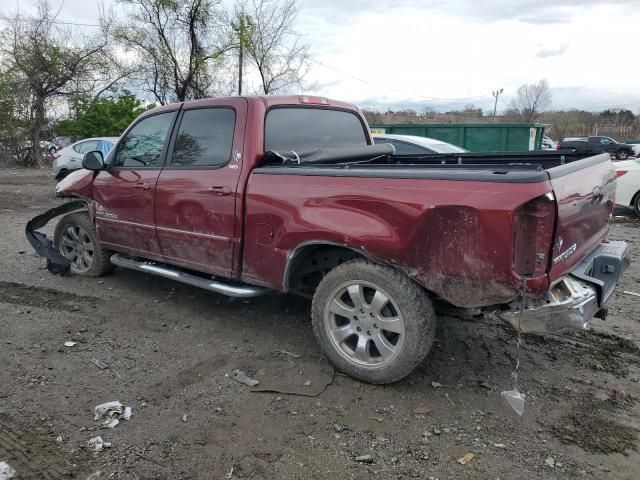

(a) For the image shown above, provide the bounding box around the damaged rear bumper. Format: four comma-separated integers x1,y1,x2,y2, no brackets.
496,241,631,334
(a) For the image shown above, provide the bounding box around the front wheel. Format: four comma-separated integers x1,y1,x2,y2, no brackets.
311,260,436,384
616,150,630,160
634,193,640,217
54,212,114,276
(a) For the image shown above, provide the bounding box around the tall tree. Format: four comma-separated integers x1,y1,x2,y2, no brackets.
56,90,148,139
238,0,310,94
0,0,111,165
508,79,552,123
112,0,233,104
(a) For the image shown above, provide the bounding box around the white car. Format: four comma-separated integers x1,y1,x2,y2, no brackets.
615,158,640,215
52,137,118,180
372,134,468,154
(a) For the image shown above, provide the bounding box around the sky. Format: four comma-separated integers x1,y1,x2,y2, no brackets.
6,0,640,113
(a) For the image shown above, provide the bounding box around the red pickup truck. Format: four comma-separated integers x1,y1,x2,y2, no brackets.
31,95,630,384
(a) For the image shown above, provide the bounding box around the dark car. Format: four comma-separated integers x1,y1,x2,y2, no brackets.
557,136,635,160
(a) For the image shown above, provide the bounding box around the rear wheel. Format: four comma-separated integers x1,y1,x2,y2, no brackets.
616,150,630,160
311,260,435,384
634,192,640,217
54,212,114,276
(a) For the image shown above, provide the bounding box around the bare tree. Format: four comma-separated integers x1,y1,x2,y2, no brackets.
0,0,111,165
112,0,233,104
238,0,310,95
508,79,552,123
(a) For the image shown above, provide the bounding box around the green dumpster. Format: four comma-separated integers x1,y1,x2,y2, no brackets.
369,123,549,152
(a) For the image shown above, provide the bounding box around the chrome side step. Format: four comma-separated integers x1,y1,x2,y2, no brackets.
110,254,269,298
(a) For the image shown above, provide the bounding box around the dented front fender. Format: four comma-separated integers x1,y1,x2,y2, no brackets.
55,169,96,200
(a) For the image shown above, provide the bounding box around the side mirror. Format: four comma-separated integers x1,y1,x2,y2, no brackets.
82,151,104,171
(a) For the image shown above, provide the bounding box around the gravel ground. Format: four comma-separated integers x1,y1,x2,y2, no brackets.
1,168,640,480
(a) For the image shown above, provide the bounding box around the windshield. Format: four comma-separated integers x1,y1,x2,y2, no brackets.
265,107,368,152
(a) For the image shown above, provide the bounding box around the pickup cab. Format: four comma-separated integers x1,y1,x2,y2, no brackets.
45,95,631,384
558,136,635,160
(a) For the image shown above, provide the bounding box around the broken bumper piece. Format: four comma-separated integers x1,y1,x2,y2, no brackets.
497,241,631,334
25,200,86,276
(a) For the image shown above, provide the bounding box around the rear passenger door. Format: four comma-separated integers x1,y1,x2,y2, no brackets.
154,98,247,277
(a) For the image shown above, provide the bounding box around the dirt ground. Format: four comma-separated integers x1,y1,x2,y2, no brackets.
1,168,640,480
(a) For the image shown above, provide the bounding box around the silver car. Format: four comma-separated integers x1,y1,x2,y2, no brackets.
372,134,467,154
52,137,118,180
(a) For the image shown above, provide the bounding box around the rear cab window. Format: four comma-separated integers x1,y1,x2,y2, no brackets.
265,107,368,152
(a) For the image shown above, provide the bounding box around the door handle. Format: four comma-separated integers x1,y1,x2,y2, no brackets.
134,182,150,191
208,186,232,196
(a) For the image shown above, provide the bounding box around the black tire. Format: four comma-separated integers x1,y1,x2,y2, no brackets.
634,192,640,217
54,212,114,277
311,259,436,384
616,150,630,160
55,169,69,182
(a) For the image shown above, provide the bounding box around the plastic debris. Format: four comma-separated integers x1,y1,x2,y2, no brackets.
502,278,527,416
623,291,640,297
86,471,102,480
431,382,441,388
182,414,188,423
458,452,475,465
64,341,77,347
94,401,133,428
545,456,555,468
229,369,259,387
94,401,124,420
55,436,63,443
103,418,119,429
355,455,374,463
90,359,109,370
0,461,16,480
274,349,302,359
501,389,526,416
87,436,111,453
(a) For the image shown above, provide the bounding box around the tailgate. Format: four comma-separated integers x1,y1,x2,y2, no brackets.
547,153,615,282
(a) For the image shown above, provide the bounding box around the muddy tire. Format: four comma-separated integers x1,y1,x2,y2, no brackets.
311,260,435,384
54,212,114,276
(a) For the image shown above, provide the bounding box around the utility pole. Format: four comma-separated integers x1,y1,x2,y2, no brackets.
492,88,504,120
232,13,250,95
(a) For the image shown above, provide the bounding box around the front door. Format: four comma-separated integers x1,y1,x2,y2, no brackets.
154,99,247,277
93,110,178,255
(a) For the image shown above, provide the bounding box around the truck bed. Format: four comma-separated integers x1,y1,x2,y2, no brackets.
246,151,615,308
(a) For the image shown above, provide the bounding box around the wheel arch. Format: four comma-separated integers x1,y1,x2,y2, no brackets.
283,241,378,295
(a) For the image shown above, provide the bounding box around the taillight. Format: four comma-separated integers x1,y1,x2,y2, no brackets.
616,170,627,177
556,142,561,150
513,193,556,277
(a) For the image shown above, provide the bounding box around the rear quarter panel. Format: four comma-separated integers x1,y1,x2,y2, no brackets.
243,173,551,307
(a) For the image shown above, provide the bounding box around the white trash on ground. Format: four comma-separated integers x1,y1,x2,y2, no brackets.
94,401,133,428
86,436,111,453
0,461,16,480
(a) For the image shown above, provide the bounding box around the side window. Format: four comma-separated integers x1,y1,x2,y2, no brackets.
392,140,430,155
113,112,175,168
601,138,611,145
170,108,235,167
78,140,99,154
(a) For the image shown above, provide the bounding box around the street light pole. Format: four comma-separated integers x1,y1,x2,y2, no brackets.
492,88,504,120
